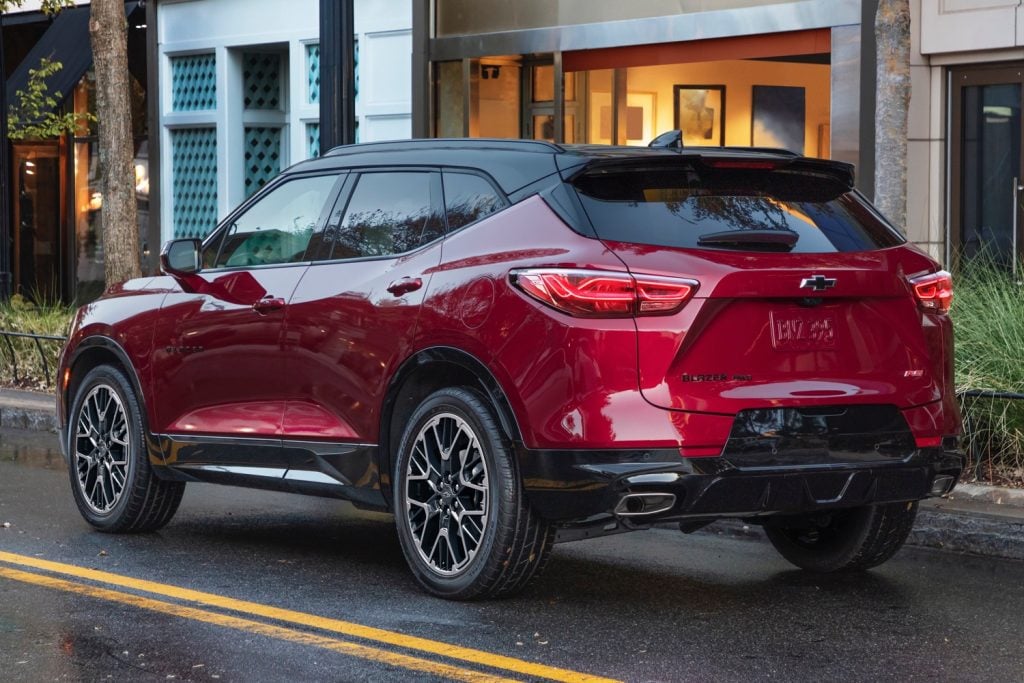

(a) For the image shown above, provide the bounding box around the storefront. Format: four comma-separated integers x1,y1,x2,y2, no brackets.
921,1,1024,267
415,0,871,184
2,2,152,303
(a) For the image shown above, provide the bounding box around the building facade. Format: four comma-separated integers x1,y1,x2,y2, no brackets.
413,1,870,175
155,0,412,245
2,0,151,302
917,0,1024,267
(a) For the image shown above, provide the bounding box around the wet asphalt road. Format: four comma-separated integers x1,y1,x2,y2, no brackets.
0,429,1023,682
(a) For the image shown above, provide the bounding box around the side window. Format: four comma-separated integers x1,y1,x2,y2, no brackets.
330,172,444,259
207,174,339,268
442,171,505,231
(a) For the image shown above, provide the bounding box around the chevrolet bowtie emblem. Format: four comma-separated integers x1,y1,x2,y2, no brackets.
800,275,837,291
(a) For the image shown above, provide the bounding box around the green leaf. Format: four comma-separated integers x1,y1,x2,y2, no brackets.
6,57,96,140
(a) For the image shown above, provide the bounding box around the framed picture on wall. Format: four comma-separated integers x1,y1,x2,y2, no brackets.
751,85,806,154
590,91,657,145
674,85,725,146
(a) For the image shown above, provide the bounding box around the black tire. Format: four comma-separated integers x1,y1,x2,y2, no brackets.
67,365,185,533
764,502,918,573
393,387,554,600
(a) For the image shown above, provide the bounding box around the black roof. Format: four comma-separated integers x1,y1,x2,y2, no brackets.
286,138,855,194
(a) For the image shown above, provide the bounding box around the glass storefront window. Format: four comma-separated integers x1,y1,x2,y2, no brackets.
72,69,150,303
473,60,520,138
432,53,828,152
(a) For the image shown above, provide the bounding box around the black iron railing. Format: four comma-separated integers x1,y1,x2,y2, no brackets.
0,330,66,388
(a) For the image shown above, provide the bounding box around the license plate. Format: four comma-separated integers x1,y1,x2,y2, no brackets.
770,311,837,351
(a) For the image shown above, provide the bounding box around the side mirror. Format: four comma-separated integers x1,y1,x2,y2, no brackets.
160,239,202,276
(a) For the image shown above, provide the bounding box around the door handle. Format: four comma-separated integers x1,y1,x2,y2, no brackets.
386,277,423,297
252,296,286,314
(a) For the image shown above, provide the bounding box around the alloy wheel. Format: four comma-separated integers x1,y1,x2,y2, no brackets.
73,384,131,514
404,413,489,576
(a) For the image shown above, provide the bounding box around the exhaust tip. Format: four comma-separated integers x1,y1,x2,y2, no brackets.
614,492,677,517
929,475,956,497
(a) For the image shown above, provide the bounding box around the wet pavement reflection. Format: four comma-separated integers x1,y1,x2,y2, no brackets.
1,429,1023,682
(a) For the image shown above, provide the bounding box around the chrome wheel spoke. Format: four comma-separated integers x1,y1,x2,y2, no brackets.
405,412,489,576
73,384,131,514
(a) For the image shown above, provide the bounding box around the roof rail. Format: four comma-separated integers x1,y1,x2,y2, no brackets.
324,138,564,157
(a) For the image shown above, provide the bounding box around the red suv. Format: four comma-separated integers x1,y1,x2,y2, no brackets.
57,139,963,599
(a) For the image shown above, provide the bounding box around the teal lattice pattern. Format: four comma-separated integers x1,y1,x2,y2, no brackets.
245,127,281,197
243,53,282,110
171,128,218,239
171,54,217,111
307,43,320,104
307,122,320,159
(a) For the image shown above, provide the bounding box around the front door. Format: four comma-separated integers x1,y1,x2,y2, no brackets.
951,64,1024,268
151,172,343,448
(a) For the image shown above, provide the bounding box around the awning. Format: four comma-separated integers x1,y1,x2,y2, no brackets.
5,6,92,108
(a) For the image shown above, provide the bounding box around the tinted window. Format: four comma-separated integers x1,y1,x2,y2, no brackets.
208,174,338,268
442,172,505,230
330,172,444,259
573,165,905,253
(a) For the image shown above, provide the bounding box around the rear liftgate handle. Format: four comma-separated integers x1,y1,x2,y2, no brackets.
387,277,423,297
252,295,286,315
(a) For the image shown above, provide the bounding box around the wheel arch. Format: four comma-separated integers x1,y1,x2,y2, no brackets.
63,337,160,463
378,346,523,508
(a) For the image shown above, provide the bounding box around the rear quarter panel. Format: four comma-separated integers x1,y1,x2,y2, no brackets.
415,196,683,449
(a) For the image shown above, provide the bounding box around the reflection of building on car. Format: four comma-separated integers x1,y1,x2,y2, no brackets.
57,138,963,600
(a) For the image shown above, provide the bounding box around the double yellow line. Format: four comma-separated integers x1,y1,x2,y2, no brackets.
0,550,618,682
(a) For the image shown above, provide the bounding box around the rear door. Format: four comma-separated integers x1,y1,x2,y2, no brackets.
284,168,447,452
569,157,947,414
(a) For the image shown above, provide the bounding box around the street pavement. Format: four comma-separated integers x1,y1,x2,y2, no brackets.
1,428,1023,682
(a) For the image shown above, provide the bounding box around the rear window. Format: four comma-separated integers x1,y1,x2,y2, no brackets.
572,165,905,253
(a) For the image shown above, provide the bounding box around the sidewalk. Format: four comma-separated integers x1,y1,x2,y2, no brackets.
3,387,1021,562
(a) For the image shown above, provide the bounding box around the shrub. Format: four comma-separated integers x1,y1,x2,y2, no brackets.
0,294,73,391
953,259,1024,487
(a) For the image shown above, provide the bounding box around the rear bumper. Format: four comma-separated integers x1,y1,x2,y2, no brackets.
516,443,964,524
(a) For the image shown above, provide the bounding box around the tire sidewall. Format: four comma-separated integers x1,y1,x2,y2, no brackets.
393,388,512,598
67,365,145,530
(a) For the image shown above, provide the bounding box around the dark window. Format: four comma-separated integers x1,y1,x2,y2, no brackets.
207,174,338,268
330,172,444,259
572,165,905,253
442,171,505,230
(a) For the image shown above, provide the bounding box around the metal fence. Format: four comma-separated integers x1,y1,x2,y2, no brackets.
0,330,66,389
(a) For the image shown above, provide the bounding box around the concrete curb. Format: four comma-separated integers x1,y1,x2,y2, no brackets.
946,482,1024,508
0,391,57,433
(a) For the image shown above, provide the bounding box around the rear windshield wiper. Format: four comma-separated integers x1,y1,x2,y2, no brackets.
697,229,799,252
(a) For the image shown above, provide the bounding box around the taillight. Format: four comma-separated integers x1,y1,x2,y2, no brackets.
910,270,953,314
510,269,698,318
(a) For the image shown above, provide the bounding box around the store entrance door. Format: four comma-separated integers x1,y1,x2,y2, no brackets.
12,142,63,302
951,65,1024,269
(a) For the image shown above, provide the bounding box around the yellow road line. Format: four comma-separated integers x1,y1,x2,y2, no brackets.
0,551,619,683
0,565,516,683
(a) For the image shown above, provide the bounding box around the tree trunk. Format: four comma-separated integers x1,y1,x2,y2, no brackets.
874,0,912,231
89,0,141,286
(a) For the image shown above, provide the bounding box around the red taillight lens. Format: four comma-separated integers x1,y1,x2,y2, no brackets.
910,270,953,314
511,269,698,318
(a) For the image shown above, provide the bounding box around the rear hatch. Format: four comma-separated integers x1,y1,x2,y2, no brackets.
568,152,947,415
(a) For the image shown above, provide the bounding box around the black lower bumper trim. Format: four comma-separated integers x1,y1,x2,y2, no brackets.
516,446,964,523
